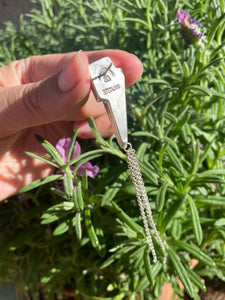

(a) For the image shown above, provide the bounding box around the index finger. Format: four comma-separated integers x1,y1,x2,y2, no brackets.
5,50,143,87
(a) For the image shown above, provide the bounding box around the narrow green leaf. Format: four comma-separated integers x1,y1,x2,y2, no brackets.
191,58,223,81
132,131,159,141
50,187,67,200
218,229,225,239
190,138,200,175
171,219,182,240
68,23,87,33
154,273,164,299
19,174,62,193
63,172,73,200
84,209,101,253
193,173,225,185
163,136,180,153
164,112,177,124
93,212,106,257
88,117,109,148
110,201,144,234
168,248,194,298
184,85,212,97
214,218,225,228
35,135,65,165
46,201,74,212
132,244,145,272
81,170,88,192
101,171,129,206
136,275,149,293
156,0,168,21
136,142,149,161
122,17,151,31
196,196,225,206
139,161,159,185
101,184,121,206
166,146,184,174
174,240,215,267
25,151,58,168
181,123,192,144
162,194,187,232
198,138,215,166
158,144,166,173
73,185,84,211
70,149,112,170
212,91,225,100
170,107,190,138
183,61,190,78
188,196,203,245
170,49,184,76
184,264,206,292
145,87,178,111
133,253,144,273
197,169,225,176
206,13,225,49
147,78,169,86
75,212,82,240
53,222,69,236
66,129,79,163
156,183,169,211
136,261,162,292
197,266,224,282
143,245,155,286
41,214,59,224
100,245,136,269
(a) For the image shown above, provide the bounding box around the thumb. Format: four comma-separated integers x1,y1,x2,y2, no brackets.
0,51,90,136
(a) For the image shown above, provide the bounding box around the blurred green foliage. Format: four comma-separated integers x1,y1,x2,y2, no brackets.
0,0,225,299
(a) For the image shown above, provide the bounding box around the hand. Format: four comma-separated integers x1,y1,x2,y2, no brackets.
0,50,143,200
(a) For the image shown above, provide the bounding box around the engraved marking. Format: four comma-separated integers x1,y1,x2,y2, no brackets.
103,73,111,82
102,84,120,95
91,62,113,81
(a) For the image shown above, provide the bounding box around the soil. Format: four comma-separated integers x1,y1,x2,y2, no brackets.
0,0,34,29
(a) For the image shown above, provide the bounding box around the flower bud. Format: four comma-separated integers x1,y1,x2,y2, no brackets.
177,9,202,45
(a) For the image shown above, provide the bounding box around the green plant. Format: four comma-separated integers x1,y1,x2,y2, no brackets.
0,0,225,299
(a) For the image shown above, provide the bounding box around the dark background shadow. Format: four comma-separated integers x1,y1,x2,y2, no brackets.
0,0,34,29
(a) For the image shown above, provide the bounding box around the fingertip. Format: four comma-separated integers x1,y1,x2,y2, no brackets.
86,49,143,87
114,50,143,86
78,50,90,83
57,51,90,93
123,53,143,87
73,113,114,139
73,120,94,139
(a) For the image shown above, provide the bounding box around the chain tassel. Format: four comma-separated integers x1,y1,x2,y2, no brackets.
124,143,166,263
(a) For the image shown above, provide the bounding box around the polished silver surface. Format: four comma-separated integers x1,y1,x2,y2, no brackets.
89,57,128,148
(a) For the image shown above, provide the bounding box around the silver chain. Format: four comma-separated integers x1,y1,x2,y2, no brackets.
124,142,166,263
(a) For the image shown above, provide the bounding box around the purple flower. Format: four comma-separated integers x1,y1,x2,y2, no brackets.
177,9,202,45
56,137,99,178
76,162,99,178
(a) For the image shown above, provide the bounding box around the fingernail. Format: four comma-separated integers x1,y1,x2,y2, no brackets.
58,51,83,93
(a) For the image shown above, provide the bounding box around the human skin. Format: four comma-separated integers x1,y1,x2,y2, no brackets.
0,50,143,200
